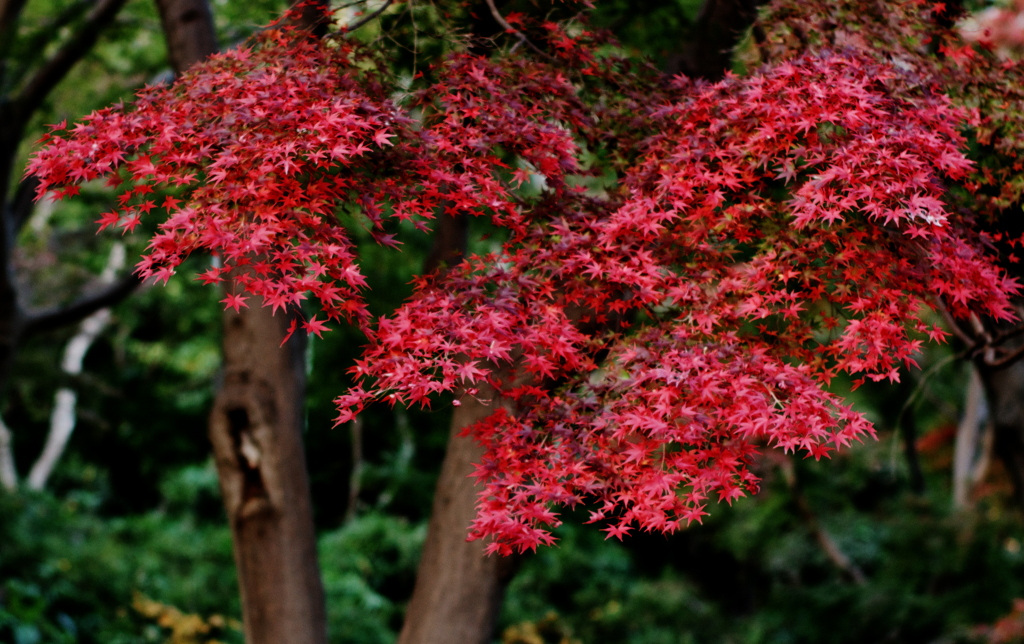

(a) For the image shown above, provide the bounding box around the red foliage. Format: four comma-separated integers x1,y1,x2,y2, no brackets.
25,3,1023,553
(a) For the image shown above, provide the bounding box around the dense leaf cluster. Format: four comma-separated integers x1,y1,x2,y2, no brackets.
26,2,1022,554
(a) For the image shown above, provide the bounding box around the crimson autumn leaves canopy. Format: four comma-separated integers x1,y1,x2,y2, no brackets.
25,2,1020,554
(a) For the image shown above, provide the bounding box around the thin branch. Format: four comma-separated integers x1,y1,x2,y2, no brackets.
22,271,139,337
989,321,1024,349
344,414,364,523
895,352,962,427
5,0,92,85
934,297,976,347
335,0,369,10
342,0,394,33
482,0,553,61
982,342,1024,370
900,400,926,494
779,457,867,585
12,0,129,127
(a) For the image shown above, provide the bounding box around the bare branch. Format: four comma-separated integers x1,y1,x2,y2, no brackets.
482,0,553,61
4,0,92,85
22,271,139,337
989,320,1024,348
934,297,976,347
342,0,394,34
12,0,129,126
344,414,364,523
779,457,867,585
983,342,1024,370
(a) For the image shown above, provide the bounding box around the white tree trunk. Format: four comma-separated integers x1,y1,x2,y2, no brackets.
0,414,16,491
25,242,124,490
953,366,987,509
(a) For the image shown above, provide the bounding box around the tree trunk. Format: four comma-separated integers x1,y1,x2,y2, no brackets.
954,366,987,509
665,0,765,80
398,388,519,644
209,305,327,644
398,209,522,644
154,0,217,77
154,2,328,643
979,358,1024,507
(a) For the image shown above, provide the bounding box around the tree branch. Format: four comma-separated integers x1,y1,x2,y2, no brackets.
779,457,867,585
0,0,31,60
481,0,553,61
12,0,129,127
22,271,140,337
26,242,123,490
5,0,92,86
983,342,1024,370
342,0,394,33
934,297,976,347
344,414,364,523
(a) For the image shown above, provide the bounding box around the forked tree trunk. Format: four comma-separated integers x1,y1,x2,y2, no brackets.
154,2,328,643
397,387,519,644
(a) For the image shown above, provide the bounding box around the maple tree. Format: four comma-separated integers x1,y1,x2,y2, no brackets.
24,0,1024,557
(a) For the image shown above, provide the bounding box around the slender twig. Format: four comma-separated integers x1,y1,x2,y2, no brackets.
932,296,1024,370
894,352,962,435
342,0,394,33
344,415,364,523
779,457,867,585
933,297,975,347
483,0,554,61
5,0,91,82
989,320,1024,348
982,342,1024,370
900,399,926,494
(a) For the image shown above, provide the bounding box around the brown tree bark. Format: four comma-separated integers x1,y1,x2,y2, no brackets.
209,306,327,644
397,384,519,644
665,0,765,80
400,210,521,644
154,0,217,76
398,3,772,639
155,2,328,643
